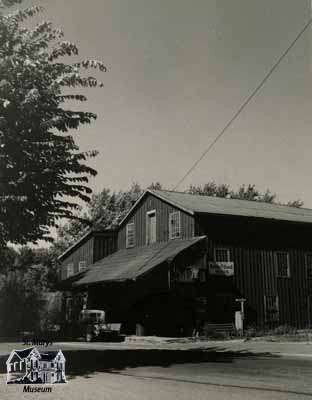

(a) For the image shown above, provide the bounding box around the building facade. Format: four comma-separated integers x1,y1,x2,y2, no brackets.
60,190,312,335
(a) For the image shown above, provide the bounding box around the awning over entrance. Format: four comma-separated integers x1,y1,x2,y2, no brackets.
73,236,207,287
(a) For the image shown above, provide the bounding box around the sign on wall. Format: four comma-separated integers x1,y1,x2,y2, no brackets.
208,261,234,276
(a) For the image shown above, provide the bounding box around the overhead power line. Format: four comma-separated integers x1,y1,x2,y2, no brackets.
173,17,312,191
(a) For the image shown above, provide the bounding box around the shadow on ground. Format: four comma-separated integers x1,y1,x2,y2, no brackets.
0,347,278,380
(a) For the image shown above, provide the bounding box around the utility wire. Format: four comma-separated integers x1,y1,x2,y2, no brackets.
173,17,312,191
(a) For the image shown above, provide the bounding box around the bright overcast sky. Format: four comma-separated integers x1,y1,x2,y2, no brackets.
25,0,312,206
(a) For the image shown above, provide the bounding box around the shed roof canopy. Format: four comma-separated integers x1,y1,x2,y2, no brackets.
73,236,206,287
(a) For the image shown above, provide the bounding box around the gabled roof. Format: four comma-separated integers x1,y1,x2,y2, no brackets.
7,347,37,364
40,350,64,362
7,353,21,364
73,236,206,286
120,189,312,225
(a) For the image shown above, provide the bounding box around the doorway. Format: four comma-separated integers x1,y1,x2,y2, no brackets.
146,211,156,245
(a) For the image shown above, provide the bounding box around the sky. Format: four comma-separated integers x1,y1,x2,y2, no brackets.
26,0,312,207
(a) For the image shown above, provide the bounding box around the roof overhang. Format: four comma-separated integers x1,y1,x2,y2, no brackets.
72,236,207,288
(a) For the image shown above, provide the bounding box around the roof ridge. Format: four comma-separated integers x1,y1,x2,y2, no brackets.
151,189,309,212
15,346,35,352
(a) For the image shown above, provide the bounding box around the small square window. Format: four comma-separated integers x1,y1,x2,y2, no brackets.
67,263,74,277
214,248,231,263
169,212,181,239
275,252,290,277
78,261,86,272
126,223,135,248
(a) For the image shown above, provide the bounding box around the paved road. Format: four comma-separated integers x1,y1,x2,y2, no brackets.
1,340,312,399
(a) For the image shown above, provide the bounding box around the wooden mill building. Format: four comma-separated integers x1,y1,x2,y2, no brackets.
59,189,312,335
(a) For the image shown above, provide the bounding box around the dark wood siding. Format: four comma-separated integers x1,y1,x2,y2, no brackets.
61,236,94,280
94,232,118,262
61,191,312,331
60,231,117,280
118,193,195,249
197,214,312,328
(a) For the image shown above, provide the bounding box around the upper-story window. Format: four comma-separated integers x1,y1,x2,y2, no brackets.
67,263,74,278
306,253,312,278
169,211,181,239
126,223,135,248
78,260,87,272
146,210,156,245
275,251,290,277
214,248,231,263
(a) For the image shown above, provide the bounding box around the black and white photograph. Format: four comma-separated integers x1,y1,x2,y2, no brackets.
1,1,312,399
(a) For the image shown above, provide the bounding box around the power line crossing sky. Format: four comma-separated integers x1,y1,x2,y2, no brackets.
27,0,312,206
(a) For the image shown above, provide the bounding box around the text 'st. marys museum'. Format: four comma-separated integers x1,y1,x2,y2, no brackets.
59,189,312,336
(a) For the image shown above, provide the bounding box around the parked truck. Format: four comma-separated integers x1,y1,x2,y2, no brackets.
79,309,125,342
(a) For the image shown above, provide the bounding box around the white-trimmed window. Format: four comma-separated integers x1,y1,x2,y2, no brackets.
67,263,74,278
126,222,135,248
275,252,290,277
146,210,156,245
306,253,312,279
78,260,87,272
169,211,181,239
214,248,231,263
264,295,279,323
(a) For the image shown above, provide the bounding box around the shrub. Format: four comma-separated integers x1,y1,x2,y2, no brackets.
269,325,298,335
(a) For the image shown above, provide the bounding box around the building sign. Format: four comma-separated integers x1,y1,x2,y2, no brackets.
208,261,234,276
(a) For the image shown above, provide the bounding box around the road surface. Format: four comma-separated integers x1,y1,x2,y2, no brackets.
1,339,312,399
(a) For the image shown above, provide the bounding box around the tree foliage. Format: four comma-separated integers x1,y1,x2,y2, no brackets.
0,243,61,336
187,182,303,207
0,0,22,7
54,183,143,253
0,2,106,245
0,244,17,274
